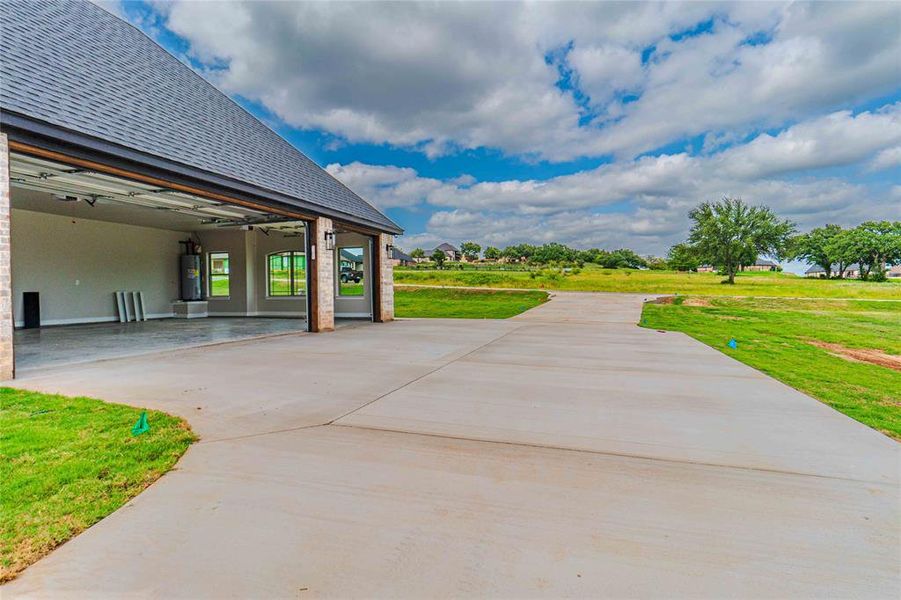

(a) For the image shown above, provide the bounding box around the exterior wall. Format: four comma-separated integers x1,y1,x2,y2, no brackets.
377,233,395,322
0,134,12,380
334,231,372,318
311,217,334,331
10,208,183,326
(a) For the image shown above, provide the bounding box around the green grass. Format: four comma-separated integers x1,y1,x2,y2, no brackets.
641,297,901,440
395,287,548,318
210,275,229,297
0,389,195,581
339,282,365,296
395,265,901,299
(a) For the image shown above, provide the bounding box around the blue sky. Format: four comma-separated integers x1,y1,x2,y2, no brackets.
110,1,900,271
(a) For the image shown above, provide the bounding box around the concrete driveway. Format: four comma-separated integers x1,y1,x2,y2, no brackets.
4,293,899,598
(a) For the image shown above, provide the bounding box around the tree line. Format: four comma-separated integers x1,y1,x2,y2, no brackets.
671,196,901,283
405,197,901,283
409,242,651,269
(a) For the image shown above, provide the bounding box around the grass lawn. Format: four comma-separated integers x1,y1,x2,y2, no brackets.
339,282,365,296
395,265,901,299
641,297,901,440
0,388,195,582
395,287,548,318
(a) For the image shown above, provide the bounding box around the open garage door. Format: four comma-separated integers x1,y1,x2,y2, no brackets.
7,152,309,373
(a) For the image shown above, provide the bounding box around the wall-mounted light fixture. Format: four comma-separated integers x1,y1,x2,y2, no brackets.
385,242,395,255
324,230,336,251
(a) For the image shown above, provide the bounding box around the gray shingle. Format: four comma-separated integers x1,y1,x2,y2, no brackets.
0,0,400,232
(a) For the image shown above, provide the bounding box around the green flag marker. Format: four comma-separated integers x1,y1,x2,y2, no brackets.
131,411,149,436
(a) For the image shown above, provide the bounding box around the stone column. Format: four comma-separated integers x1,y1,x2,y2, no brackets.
0,133,13,380
309,216,334,332
375,233,394,322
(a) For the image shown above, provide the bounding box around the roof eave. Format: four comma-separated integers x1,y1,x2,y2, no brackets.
0,110,403,235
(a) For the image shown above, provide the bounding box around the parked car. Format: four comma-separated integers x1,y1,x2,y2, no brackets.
340,266,362,283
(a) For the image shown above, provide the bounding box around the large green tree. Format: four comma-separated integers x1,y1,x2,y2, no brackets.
791,224,844,278
667,243,700,271
460,241,482,261
483,246,501,260
410,248,425,259
687,197,796,284
839,221,901,280
430,248,447,268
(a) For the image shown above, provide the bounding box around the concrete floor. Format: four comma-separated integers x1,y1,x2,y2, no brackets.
13,317,314,373
3,292,899,598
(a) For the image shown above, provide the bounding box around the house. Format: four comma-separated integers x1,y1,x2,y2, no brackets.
389,248,415,267
745,259,779,272
697,265,716,273
888,265,901,278
433,243,461,261
0,0,402,380
805,264,862,279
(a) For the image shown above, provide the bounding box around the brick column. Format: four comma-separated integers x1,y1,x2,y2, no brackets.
0,133,13,380
375,233,394,322
308,216,334,332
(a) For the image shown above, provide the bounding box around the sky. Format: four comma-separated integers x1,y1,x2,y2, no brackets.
104,1,900,271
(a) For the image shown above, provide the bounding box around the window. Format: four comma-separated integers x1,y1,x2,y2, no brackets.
208,252,230,297
268,251,306,296
338,246,365,297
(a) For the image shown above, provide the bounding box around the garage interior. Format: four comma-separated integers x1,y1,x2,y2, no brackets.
8,152,373,372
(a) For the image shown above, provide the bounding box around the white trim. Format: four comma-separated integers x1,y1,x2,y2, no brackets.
335,312,373,318
14,312,175,328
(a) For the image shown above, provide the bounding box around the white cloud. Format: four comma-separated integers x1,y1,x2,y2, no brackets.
715,104,901,178
349,105,901,254
148,1,901,161
870,146,901,172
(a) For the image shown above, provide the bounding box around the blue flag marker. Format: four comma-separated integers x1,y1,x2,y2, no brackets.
727,338,738,349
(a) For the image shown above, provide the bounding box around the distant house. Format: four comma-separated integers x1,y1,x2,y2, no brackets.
745,259,779,272
433,243,461,261
805,263,862,279
339,248,364,272
389,248,415,267
888,265,901,278
697,265,716,273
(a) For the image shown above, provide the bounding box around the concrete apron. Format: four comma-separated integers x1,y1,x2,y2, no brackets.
3,292,899,598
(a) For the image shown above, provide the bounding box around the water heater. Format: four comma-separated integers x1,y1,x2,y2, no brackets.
180,254,202,301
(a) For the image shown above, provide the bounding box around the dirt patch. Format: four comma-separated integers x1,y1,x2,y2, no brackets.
649,296,713,307
809,341,901,372
683,297,713,307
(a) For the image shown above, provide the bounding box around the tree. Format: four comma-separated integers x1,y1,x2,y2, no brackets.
840,221,901,280
667,243,700,271
430,248,447,268
687,197,796,284
601,248,647,269
460,241,481,261
483,246,501,260
791,224,843,279
410,248,425,259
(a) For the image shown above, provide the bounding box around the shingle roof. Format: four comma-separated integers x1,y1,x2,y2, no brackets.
805,263,861,274
391,248,413,262
435,243,459,252
0,0,400,233
754,259,778,267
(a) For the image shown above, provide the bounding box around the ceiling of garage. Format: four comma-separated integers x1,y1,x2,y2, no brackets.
8,153,306,235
